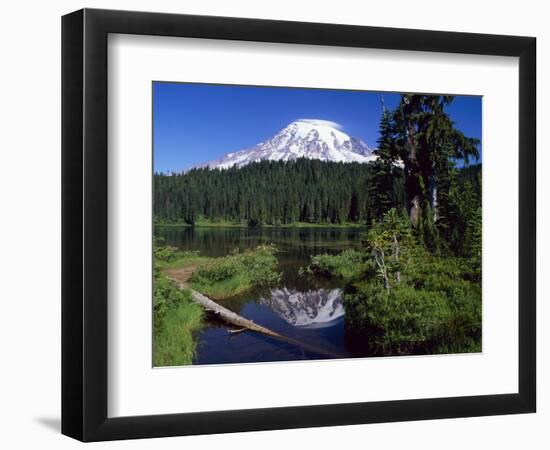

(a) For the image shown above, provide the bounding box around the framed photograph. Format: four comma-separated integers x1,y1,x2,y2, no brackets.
62,8,536,441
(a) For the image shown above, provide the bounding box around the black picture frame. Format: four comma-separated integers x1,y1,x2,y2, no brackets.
62,8,536,442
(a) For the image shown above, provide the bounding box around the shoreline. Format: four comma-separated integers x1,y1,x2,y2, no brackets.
154,221,369,229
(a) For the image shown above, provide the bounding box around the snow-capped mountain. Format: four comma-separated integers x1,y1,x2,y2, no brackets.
198,119,376,169
260,288,344,328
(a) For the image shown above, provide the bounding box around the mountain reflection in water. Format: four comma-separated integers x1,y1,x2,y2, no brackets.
156,226,364,364
260,288,344,328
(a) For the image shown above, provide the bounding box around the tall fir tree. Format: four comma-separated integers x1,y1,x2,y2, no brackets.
391,94,480,251
369,105,400,220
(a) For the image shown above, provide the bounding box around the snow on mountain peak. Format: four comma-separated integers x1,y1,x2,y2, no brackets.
294,118,344,130
195,119,377,170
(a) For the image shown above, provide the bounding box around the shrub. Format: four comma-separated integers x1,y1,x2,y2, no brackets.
344,282,452,355
241,245,282,286
343,253,481,355
153,237,202,268
304,208,484,356
301,249,364,280
189,245,281,299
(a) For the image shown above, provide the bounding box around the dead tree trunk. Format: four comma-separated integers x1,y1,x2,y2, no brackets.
393,233,401,284
189,289,343,358
168,277,344,359
373,248,390,294
429,169,438,222
406,121,422,227
189,289,283,338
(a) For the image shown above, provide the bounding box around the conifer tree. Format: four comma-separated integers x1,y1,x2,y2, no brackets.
392,94,480,249
370,107,399,219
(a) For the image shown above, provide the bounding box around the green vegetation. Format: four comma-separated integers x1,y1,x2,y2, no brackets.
153,237,282,365
153,273,204,366
300,249,365,281
368,108,405,219
305,208,481,355
154,158,405,226
153,239,204,366
156,219,368,229
189,245,281,300
153,238,210,269
266,222,366,229
335,95,482,355
370,95,481,253
153,93,483,360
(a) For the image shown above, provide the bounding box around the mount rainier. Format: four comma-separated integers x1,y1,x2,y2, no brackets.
196,119,377,170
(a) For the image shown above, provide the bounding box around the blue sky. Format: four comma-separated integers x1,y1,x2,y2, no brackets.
153,82,482,173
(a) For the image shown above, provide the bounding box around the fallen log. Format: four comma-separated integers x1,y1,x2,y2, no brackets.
189,289,283,338
168,278,343,359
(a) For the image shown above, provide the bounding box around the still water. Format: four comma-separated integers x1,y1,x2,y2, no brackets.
156,226,366,364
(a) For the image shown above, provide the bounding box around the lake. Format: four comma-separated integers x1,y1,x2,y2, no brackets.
156,226,367,365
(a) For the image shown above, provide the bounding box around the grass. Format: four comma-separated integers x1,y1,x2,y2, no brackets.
153,239,281,366
153,238,212,366
153,242,211,269
188,245,281,300
190,272,252,300
157,252,210,270
300,249,365,281
153,238,281,301
153,272,204,366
